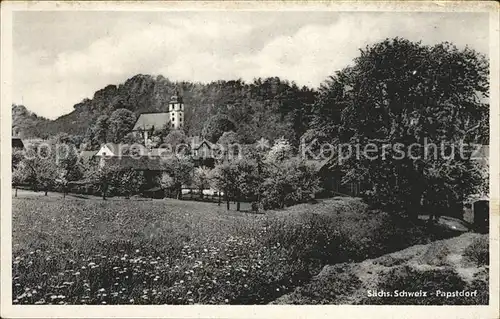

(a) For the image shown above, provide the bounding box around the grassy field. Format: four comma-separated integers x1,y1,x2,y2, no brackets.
12,192,460,305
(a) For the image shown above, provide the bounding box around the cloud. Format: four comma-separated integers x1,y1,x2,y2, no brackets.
13,12,488,119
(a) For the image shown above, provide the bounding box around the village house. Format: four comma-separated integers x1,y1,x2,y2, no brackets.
12,137,24,150
191,137,216,167
95,143,149,157
12,127,24,150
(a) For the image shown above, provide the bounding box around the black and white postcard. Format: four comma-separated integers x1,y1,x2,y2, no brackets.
1,1,498,318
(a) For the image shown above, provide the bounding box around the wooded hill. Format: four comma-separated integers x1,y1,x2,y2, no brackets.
13,75,317,144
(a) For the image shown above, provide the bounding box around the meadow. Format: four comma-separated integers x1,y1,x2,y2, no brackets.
12,192,458,305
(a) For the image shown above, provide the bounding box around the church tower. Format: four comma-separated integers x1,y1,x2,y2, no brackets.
169,92,184,130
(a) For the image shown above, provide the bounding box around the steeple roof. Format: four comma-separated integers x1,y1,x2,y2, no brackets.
132,113,170,131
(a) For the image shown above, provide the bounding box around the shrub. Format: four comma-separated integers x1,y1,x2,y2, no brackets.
419,242,450,266
463,236,489,266
290,264,362,304
259,212,365,277
260,158,321,209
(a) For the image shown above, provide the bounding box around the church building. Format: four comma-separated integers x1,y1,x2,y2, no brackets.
132,93,184,145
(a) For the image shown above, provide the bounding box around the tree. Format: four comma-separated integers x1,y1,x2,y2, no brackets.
192,167,211,199
209,161,238,210
202,114,236,143
209,158,261,211
38,158,58,196
261,158,321,209
85,163,121,200
119,168,145,199
12,167,25,197
266,137,294,163
152,123,171,144
159,172,175,198
12,148,24,169
90,115,109,148
53,141,83,197
122,132,142,145
163,130,190,156
314,38,489,219
232,159,260,211
51,132,73,144
106,108,137,143
56,143,82,179
159,157,194,199
55,168,69,198
216,131,241,159
236,123,258,144
18,145,57,194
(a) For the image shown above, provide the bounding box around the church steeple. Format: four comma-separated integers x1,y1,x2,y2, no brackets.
168,90,184,130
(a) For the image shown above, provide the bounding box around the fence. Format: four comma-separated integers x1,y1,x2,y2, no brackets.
178,189,222,203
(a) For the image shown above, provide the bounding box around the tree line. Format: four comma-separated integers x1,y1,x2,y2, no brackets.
13,134,321,212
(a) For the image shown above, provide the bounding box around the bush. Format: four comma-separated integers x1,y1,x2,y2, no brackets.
290,264,362,304
260,158,321,209
463,236,489,266
419,242,450,266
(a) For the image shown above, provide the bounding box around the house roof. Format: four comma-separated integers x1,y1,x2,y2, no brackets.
103,156,170,171
133,113,171,131
101,143,120,154
98,143,149,156
193,139,214,150
80,150,97,159
149,148,170,157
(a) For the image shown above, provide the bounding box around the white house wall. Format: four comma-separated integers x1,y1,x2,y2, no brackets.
95,145,114,156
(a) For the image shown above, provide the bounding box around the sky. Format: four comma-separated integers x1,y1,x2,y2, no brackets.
13,11,489,119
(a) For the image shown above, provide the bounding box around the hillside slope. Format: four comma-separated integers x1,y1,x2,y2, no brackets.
12,104,51,138
272,233,489,305
14,74,316,142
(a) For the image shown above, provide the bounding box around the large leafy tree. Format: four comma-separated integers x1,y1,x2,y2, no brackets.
232,158,261,211
202,114,236,143
209,161,238,210
210,158,262,211
192,166,211,199
266,137,294,163
313,38,489,219
106,108,137,143
261,158,321,210
12,166,25,197
12,148,25,169
17,145,58,195
216,131,241,160
159,157,194,199
119,168,145,199
84,115,109,149
84,162,121,200
53,142,84,197
163,130,190,156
